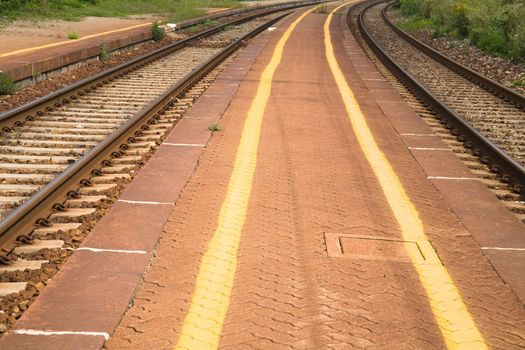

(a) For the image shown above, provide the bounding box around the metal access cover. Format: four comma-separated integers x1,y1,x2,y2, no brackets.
324,232,428,263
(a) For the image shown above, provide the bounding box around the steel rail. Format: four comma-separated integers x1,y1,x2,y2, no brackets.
352,0,525,194
0,7,309,262
0,1,317,129
381,2,524,110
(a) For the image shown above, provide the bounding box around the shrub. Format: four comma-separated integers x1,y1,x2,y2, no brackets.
151,21,165,42
0,73,17,95
99,42,110,61
68,31,80,39
397,0,525,60
474,25,507,54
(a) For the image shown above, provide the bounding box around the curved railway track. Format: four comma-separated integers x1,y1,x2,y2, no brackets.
0,4,322,265
347,0,525,220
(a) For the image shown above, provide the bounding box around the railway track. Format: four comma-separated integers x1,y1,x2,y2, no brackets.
0,2,323,333
347,0,525,222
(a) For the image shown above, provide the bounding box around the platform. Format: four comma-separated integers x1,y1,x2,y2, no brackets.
0,1,524,349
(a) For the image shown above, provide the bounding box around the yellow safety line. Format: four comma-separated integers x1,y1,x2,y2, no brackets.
174,6,320,350
0,23,151,59
324,3,487,349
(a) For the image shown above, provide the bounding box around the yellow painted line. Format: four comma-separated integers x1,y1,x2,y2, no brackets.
324,3,487,349
0,23,151,59
174,6,320,350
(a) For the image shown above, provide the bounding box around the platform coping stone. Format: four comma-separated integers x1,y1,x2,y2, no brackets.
77,247,147,254
162,143,205,147
428,176,479,180
481,247,525,251
117,199,174,205
408,147,452,151
13,329,110,340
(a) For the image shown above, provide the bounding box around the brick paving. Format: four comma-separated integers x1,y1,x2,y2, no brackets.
106,5,525,350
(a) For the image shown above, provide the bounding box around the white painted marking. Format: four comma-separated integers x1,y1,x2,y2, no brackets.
14,329,110,340
162,142,205,147
409,147,452,151
117,199,173,205
428,176,479,181
267,27,277,31
481,247,525,251
401,133,437,137
77,247,147,254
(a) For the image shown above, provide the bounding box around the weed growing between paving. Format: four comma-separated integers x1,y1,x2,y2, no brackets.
67,31,80,39
395,0,525,61
208,123,222,132
0,73,17,95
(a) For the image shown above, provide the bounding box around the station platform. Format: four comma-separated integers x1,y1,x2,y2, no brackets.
1,1,524,349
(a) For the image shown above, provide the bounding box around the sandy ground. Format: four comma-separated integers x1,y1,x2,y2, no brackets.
0,16,155,54
0,1,293,55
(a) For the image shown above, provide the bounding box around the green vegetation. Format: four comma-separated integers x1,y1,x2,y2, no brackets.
99,42,110,61
186,19,220,33
0,0,241,22
512,79,525,87
67,31,80,39
0,73,17,95
314,4,328,14
208,123,222,132
151,21,165,41
396,0,525,61
397,17,434,32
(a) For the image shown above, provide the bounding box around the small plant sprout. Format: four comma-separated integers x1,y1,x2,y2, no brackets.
512,80,525,87
68,31,80,40
208,123,222,132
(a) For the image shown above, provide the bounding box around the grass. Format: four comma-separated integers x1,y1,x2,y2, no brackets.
186,19,220,33
512,80,525,87
0,73,17,95
396,0,525,61
313,4,328,14
397,17,434,32
67,31,80,39
208,123,222,132
0,0,242,23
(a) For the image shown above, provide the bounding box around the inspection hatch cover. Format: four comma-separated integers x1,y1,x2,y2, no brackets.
324,232,429,263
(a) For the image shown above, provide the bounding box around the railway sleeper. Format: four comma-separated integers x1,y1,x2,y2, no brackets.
0,259,46,273
33,223,83,238
13,240,64,255
49,208,98,223
65,195,108,208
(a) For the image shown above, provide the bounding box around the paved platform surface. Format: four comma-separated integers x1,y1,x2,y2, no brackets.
103,2,523,349
1,1,524,349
